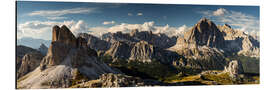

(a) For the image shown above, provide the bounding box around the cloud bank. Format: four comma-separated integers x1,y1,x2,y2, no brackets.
18,20,190,40
17,20,90,40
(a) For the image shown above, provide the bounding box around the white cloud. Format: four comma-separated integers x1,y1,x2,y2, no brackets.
88,21,190,37
103,21,115,25
17,20,90,40
18,20,191,40
28,7,96,20
137,13,143,16
213,8,228,16
200,8,259,36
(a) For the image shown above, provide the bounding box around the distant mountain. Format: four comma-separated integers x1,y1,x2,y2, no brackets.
38,43,48,55
171,18,259,70
101,29,177,49
171,18,227,70
217,24,260,57
17,37,51,49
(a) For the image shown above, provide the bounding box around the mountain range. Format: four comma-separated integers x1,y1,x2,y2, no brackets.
16,18,260,88
17,37,51,49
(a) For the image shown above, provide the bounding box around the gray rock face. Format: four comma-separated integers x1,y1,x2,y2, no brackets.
171,18,227,70
129,41,154,63
173,46,226,70
218,24,260,57
104,41,133,60
101,29,176,49
78,33,110,51
184,18,225,48
237,36,260,57
17,52,44,78
40,41,73,68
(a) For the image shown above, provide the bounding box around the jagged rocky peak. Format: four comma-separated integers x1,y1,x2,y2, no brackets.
78,33,110,51
184,17,225,48
40,25,100,68
52,25,77,47
129,41,154,63
105,41,132,60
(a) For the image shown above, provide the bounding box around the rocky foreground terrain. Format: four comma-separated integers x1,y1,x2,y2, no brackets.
16,18,259,89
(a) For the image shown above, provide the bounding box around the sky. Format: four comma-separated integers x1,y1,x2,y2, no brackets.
17,1,260,40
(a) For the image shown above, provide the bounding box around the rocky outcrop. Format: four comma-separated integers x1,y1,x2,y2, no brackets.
223,60,244,78
95,73,146,87
129,41,154,63
173,46,226,70
71,73,165,88
237,36,260,57
38,43,48,55
17,25,119,89
16,45,40,70
17,52,44,78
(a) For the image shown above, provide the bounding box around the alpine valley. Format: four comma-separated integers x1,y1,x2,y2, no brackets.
16,18,259,88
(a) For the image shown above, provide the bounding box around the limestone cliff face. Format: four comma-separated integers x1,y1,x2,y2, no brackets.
78,33,110,51
171,18,227,70
129,41,154,63
218,24,260,57
101,29,176,49
52,25,77,47
104,41,132,60
184,18,225,48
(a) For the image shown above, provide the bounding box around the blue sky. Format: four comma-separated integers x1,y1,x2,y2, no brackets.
17,1,259,40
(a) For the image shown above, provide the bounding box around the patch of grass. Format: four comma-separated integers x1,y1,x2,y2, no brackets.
201,72,233,85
